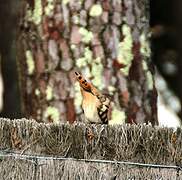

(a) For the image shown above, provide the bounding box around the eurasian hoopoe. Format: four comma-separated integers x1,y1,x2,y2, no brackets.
75,72,110,124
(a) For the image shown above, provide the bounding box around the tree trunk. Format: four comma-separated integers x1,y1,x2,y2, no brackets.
17,0,158,125
0,0,21,118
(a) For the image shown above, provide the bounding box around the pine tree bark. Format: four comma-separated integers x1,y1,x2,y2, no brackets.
17,0,158,125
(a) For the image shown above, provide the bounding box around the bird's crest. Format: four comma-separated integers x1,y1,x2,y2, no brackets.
75,72,92,92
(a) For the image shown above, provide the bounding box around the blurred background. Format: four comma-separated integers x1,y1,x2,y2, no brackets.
0,0,181,127
150,0,181,127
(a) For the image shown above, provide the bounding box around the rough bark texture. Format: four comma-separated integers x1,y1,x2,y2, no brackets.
17,0,158,125
0,118,181,179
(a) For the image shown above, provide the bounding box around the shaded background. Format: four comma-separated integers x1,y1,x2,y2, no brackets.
0,1,21,118
0,0,180,124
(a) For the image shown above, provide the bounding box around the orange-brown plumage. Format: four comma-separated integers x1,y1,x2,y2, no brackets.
75,72,110,124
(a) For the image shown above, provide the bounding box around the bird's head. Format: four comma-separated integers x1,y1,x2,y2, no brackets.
75,72,92,93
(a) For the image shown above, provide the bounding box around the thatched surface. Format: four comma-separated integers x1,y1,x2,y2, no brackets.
0,157,181,180
0,118,182,179
0,118,182,164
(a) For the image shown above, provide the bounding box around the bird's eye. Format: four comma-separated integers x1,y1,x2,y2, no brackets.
81,80,87,86
78,76,82,80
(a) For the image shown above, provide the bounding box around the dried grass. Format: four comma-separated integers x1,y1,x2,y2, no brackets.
0,118,182,179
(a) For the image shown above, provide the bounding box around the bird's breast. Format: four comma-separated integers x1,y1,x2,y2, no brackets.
81,92,101,123
83,104,99,123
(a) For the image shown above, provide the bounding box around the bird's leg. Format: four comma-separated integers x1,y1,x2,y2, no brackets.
86,127,94,142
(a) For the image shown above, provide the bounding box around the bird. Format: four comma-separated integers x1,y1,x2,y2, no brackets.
75,71,110,124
